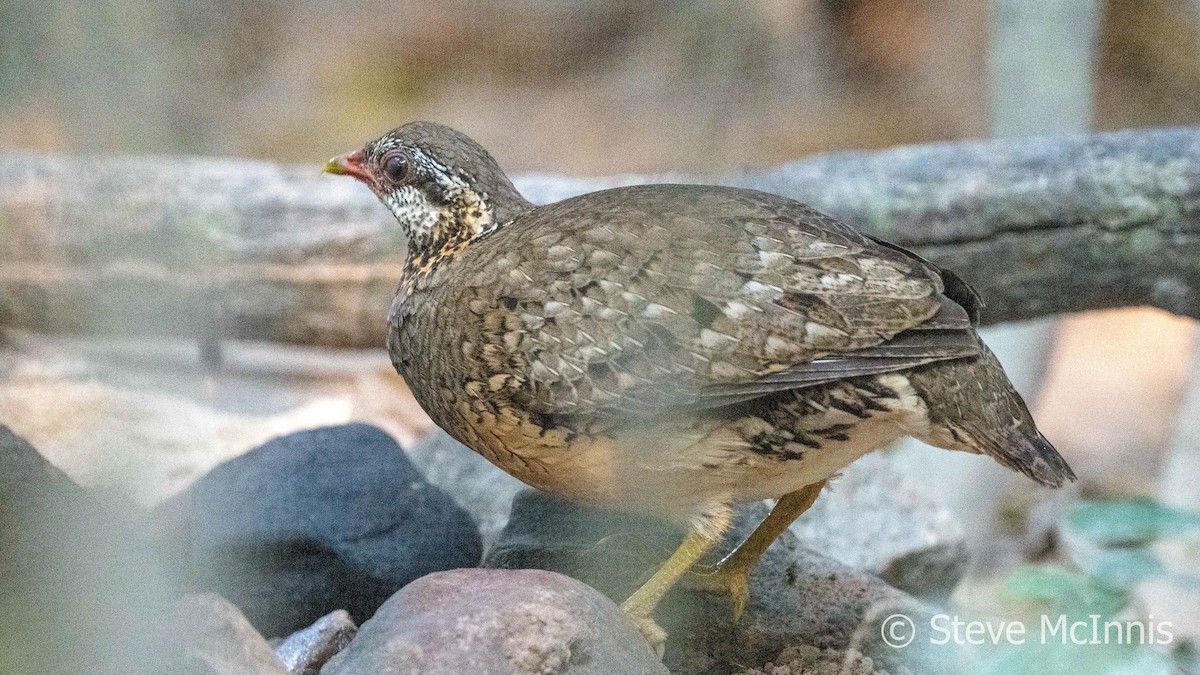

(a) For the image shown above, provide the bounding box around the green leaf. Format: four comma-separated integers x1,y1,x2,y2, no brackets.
1003,564,1129,617
1064,499,1200,546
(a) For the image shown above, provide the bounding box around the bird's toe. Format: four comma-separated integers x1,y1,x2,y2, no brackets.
622,610,667,658
681,567,751,620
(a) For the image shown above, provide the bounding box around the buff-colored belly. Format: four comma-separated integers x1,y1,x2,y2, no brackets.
462,408,910,524
458,374,930,523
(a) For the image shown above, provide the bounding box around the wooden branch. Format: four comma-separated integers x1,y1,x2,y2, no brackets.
2,127,1198,349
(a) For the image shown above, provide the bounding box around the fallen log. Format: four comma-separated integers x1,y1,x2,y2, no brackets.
2,127,1198,349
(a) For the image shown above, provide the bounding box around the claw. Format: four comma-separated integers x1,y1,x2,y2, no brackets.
681,566,752,620
622,609,667,658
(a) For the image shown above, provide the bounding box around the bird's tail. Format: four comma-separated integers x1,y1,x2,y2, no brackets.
941,418,1075,488
907,344,1076,488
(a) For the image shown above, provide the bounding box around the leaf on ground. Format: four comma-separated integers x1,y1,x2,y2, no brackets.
1063,499,1200,547
1002,564,1128,618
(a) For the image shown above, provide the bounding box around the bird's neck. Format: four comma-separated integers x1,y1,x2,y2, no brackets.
402,184,532,287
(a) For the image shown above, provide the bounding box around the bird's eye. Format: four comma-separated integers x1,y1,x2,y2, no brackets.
381,151,413,185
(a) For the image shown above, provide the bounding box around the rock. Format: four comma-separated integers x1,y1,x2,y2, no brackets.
732,646,886,675
320,568,669,675
789,454,969,600
169,593,289,675
485,490,962,674
403,428,527,548
158,423,482,637
0,425,173,674
482,489,679,599
275,610,357,675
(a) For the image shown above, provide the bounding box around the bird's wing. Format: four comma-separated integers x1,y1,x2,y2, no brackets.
438,184,981,418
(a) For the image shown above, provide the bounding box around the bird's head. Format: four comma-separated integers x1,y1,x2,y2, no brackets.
325,122,531,257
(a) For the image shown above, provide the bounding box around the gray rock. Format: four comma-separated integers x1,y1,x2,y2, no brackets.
789,454,968,600
158,424,482,637
403,428,527,547
170,593,289,675
482,489,680,600
320,568,669,675
485,490,964,674
0,426,173,674
275,610,357,675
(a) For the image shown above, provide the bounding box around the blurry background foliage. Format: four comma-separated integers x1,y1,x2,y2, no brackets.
960,499,1200,674
3,0,1200,172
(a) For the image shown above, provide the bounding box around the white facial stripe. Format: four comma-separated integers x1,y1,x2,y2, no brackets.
411,148,471,194
372,141,497,249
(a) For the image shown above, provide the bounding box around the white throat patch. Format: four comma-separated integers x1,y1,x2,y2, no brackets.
382,184,441,241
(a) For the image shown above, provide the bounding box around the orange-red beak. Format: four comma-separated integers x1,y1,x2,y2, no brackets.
324,150,372,184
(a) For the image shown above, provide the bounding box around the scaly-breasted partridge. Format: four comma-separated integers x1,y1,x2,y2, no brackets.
326,122,1074,650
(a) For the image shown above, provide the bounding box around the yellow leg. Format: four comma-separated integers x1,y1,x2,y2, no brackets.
683,480,826,619
621,524,725,654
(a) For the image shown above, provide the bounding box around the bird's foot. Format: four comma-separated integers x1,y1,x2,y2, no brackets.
681,563,751,620
620,602,667,657
618,528,722,658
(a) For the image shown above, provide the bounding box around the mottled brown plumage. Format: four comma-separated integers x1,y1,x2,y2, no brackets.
326,121,1074,649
